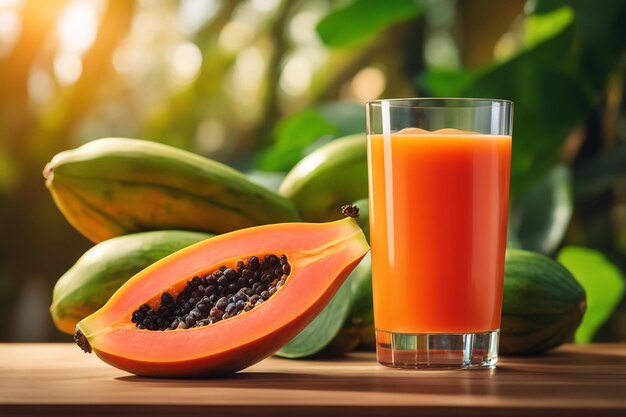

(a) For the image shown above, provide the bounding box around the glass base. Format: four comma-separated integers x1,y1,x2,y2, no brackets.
375,329,499,369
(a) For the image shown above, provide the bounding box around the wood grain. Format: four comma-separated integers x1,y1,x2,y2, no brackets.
1,343,625,417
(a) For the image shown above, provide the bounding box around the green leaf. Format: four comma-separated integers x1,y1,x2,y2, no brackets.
532,0,626,90
511,165,573,254
524,5,574,48
573,144,626,200
256,102,364,172
422,23,593,195
316,0,424,47
276,267,354,358
256,110,337,171
557,246,625,343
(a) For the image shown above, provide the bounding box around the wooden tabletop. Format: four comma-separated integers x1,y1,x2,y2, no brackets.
1,343,625,417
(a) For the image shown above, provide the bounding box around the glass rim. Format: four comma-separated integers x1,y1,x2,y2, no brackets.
366,97,513,107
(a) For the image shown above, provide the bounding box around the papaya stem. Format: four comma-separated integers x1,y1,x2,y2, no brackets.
341,204,360,218
74,330,92,354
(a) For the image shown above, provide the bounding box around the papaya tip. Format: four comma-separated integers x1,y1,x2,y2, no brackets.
42,163,53,180
74,329,92,354
341,204,359,218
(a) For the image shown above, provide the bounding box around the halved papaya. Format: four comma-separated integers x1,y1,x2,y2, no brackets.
75,215,369,377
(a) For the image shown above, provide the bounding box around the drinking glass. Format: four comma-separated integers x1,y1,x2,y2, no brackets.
366,98,513,369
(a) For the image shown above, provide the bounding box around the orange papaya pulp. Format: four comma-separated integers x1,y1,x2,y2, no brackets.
75,216,369,377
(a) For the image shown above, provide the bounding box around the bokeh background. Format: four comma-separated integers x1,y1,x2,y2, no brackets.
0,0,625,343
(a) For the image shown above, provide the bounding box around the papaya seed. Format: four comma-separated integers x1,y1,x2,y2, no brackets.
130,254,291,331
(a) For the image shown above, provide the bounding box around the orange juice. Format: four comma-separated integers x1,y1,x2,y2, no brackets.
367,128,511,334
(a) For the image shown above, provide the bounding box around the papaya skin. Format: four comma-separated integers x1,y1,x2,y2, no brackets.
45,138,300,243
280,134,367,222
51,230,212,334
76,217,369,377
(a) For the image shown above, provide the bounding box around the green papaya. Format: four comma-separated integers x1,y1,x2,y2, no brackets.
44,138,299,243
279,134,367,222
51,230,211,334
500,249,586,355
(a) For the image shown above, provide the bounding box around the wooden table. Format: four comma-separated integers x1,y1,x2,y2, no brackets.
1,343,625,417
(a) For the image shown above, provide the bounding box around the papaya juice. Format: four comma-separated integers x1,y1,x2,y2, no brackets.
367,128,511,334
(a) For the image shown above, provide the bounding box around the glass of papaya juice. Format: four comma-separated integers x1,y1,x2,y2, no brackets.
366,98,513,369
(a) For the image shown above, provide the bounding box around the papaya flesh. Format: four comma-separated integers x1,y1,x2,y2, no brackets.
75,217,369,377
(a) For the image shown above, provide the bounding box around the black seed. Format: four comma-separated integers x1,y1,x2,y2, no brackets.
201,276,209,285
250,294,260,304
236,260,245,272
147,322,158,331
216,297,229,311
137,324,146,329
235,300,245,311
210,307,224,318
188,297,197,306
242,269,252,278
157,305,169,315
266,254,279,265
237,277,247,287
204,285,216,296
244,304,253,312
261,273,272,284
277,280,285,289
206,275,217,285
161,292,174,305
185,316,196,327
224,268,237,281
139,304,151,313
131,311,144,323
252,282,264,294
222,313,231,320
228,283,239,294
282,263,291,274
209,294,218,303
260,291,269,300
190,276,202,287
217,276,228,286
197,285,205,293
214,270,223,278
197,298,211,313
269,287,277,295
245,287,254,297
248,256,260,270
279,254,287,265
225,303,237,315
234,292,247,302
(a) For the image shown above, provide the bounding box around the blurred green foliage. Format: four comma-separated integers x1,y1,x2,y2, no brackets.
0,0,625,343
558,247,625,343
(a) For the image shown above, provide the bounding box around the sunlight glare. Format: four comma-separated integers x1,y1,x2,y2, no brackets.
351,66,386,102
219,20,254,52
0,9,20,56
53,51,83,85
279,54,313,96
171,41,203,85
56,0,99,54
178,0,219,34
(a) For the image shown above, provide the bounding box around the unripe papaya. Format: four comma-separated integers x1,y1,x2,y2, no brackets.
280,134,367,222
51,230,211,334
44,138,299,243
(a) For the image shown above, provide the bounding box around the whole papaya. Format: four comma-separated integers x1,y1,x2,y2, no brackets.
280,134,367,222
44,138,299,243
